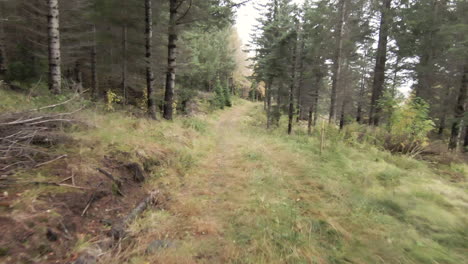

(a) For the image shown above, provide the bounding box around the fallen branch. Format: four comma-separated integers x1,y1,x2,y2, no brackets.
110,190,161,239
3,181,92,190
97,168,123,195
82,183,104,216
34,154,67,168
97,168,122,188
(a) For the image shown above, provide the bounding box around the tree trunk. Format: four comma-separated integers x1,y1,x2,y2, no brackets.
74,61,83,93
449,64,467,150
47,0,62,94
329,0,347,123
163,0,178,120
288,33,298,135
122,25,127,105
312,69,323,127
91,24,98,98
296,38,305,122
414,0,443,102
356,51,369,123
266,79,273,129
307,107,313,135
356,70,366,123
339,60,349,130
438,87,451,136
0,1,7,79
145,0,157,120
463,125,468,152
369,0,391,126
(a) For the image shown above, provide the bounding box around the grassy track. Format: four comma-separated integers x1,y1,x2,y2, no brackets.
107,101,467,264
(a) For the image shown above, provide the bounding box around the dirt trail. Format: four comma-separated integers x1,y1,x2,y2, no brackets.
154,102,310,263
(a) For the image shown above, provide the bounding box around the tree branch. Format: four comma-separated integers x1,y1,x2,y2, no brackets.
175,0,193,25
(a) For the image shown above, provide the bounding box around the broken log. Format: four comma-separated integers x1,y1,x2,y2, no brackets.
110,190,161,239
71,191,163,263
125,162,146,183
96,168,122,188
96,168,124,196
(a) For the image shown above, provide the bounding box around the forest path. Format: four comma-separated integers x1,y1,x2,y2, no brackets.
153,102,318,263
143,102,324,263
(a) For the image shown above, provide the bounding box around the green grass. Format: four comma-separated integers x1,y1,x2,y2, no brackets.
1,87,466,264
234,104,468,264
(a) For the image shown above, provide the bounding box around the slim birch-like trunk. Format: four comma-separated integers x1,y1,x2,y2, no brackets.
163,0,178,120
47,0,62,94
145,0,157,120
329,0,347,123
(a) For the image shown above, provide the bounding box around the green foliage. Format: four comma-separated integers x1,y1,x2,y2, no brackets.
223,84,232,107
388,97,435,140
385,96,435,155
5,46,46,84
340,96,435,156
106,90,121,111
211,78,231,109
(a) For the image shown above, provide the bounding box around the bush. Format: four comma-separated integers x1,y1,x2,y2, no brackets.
341,96,434,156
384,96,434,155
211,78,232,109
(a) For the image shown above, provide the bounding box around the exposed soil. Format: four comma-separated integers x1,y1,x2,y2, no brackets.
0,151,155,264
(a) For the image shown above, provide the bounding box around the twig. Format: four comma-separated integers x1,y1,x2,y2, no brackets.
58,184,90,190
59,176,73,183
97,168,122,188
34,154,67,168
82,183,103,216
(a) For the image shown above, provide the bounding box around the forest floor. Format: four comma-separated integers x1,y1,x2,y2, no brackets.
104,101,467,264
0,89,467,264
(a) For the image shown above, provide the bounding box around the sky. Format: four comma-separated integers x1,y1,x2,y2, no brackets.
235,0,305,48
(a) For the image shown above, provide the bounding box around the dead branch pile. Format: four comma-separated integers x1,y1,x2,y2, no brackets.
0,97,83,174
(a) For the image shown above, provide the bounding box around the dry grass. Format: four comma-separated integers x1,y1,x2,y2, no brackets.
2,86,466,264
110,102,467,264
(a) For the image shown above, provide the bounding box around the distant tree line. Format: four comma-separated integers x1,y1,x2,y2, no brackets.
0,0,249,118
250,0,467,152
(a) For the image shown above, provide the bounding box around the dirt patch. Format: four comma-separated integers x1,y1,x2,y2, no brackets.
0,153,156,263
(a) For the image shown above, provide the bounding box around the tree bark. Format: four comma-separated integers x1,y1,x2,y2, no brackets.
296,38,305,122
91,24,98,98
339,60,349,130
438,87,451,136
288,33,298,135
312,69,323,127
449,64,467,150
47,0,62,94
122,25,128,105
163,0,178,120
463,125,468,152
0,1,7,79
145,0,157,120
356,69,366,123
307,107,313,135
266,78,273,129
74,61,83,93
369,0,392,126
329,0,347,123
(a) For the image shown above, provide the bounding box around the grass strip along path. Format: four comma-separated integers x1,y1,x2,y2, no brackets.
105,101,467,264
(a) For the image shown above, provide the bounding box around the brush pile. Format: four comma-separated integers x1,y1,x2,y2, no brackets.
0,96,82,175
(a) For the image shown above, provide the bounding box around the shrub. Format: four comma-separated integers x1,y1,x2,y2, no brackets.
340,96,434,156
383,96,435,156
212,78,226,109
